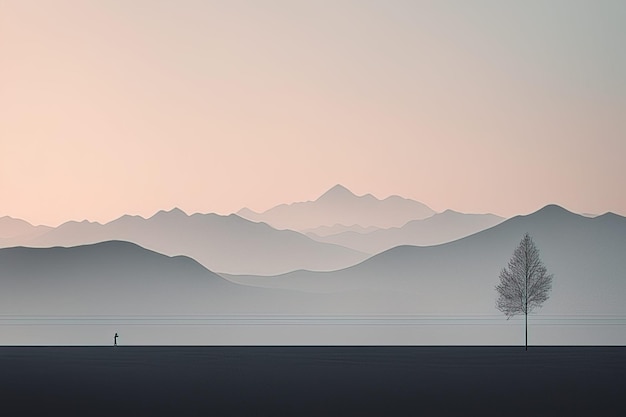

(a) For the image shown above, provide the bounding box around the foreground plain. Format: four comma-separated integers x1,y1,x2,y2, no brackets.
1,346,624,416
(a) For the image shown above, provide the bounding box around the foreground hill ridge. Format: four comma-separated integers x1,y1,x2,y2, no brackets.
0,240,316,316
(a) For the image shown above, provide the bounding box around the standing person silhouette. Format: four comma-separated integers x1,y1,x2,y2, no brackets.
114,332,118,346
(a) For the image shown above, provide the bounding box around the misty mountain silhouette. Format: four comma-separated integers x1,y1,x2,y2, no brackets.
306,210,504,254
316,184,359,201
228,205,626,315
5,209,367,275
0,216,52,243
3,205,626,345
0,240,342,316
0,241,229,314
303,224,381,237
236,184,435,231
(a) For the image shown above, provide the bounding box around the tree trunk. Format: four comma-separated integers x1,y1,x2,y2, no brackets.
525,312,527,351
525,253,528,351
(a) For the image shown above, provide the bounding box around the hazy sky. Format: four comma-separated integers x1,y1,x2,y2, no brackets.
1,0,625,226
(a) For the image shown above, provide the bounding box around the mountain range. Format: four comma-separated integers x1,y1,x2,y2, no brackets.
0,186,506,275
0,240,321,316
237,184,436,231
227,205,626,316
2,186,622,316
2,205,625,344
3,206,625,316
306,210,504,254
0,209,367,275
0,216,52,244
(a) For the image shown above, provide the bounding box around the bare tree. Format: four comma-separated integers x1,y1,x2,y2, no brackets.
496,233,553,350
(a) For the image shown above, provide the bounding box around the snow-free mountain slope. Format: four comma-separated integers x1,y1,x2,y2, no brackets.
14,209,368,275
237,184,435,231
228,205,626,315
307,210,504,254
0,241,328,315
303,224,381,237
0,216,52,242
0,241,229,314
3,207,626,344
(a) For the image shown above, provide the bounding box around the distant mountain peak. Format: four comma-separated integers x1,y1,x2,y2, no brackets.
532,204,575,217
0,215,33,225
317,184,357,201
152,207,188,218
235,185,435,231
594,211,625,222
237,207,259,216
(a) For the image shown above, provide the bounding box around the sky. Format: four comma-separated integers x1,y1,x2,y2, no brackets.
1,0,625,226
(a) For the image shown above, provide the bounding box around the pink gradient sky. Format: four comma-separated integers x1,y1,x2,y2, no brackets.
1,1,625,226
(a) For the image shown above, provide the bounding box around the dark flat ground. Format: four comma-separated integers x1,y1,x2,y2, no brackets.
1,346,625,416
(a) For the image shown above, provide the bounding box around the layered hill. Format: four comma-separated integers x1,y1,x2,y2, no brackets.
3,207,625,344
0,241,318,315
307,210,504,254
0,241,228,315
0,216,52,244
302,224,381,237
228,205,626,315
237,184,435,231
2,210,368,275
4,205,624,318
